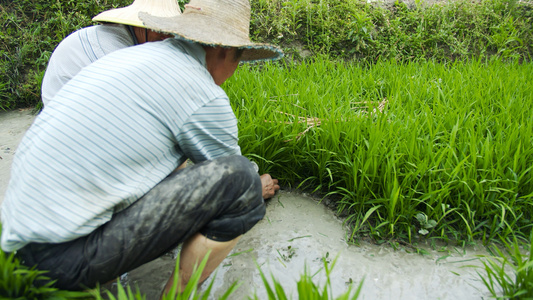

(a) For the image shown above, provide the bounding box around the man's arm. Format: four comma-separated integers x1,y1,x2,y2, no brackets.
176,98,280,199
176,98,241,163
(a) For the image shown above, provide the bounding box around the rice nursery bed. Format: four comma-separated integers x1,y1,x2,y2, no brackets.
225,57,533,246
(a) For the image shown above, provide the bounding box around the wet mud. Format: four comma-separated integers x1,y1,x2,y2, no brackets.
0,108,35,202
110,191,492,300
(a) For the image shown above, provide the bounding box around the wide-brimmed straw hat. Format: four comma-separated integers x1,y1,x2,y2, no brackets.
93,0,182,28
139,0,283,62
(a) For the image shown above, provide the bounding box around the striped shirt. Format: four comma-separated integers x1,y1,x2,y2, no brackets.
41,24,135,106
1,39,241,252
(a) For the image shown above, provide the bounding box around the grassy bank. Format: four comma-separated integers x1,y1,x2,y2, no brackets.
226,57,533,245
252,0,533,62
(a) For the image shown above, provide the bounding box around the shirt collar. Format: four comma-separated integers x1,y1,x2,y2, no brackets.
168,38,207,67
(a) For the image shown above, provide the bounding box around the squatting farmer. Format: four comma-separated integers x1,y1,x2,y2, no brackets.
0,0,281,297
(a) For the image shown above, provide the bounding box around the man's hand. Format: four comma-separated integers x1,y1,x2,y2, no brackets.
260,174,280,199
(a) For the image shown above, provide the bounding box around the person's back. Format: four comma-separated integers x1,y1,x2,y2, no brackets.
41,24,134,106
40,0,181,106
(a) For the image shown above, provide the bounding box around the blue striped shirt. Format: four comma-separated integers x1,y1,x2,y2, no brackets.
1,39,241,252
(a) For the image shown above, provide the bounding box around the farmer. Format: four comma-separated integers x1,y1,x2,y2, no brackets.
41,0,182,106
1,0,282,297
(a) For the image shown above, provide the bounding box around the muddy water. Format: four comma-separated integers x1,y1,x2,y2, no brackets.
0,110,493,299
115,191,492,300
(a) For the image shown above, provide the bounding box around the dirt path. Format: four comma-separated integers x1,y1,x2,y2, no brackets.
0,109,493,299
0,108,35,204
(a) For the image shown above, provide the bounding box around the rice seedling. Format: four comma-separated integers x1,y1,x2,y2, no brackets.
477,233,533,299
226,56,533,246
250,254,364,300
0,224,90,299
88,252,240,300
0,232,364,299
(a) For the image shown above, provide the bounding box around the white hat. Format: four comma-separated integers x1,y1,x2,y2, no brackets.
93,0,182,28
139,0,283,62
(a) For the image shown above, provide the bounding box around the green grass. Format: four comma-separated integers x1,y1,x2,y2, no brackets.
90,252,239,300
1,0,532,109
250,255,364,300
477,233,533,299
227,56,533,246
251,0,533,62
0,0,132,110
0,250,90,299
0,223,90,299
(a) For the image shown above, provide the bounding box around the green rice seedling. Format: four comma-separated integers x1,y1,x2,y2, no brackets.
1,233,367,300
159,252,239,300
94,283,145,300
477,234,533,299
0,225,90,299
0,251,90,299
0,220,235,300
226,57,533,245
250,255,364,300
91,252,239,300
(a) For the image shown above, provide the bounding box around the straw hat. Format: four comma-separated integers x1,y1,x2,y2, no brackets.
139,0,283,62
92,0,182,28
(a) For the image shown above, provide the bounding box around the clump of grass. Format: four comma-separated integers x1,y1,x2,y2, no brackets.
91,252,239,300
0,0,133,110
227,56,533,245
250,255,364,300
0,251,90,299
0,224,89,299
0,231,362,300
478,233,533,299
